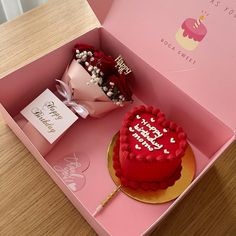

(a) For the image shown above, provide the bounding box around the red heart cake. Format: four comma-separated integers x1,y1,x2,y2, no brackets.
113,105,188,191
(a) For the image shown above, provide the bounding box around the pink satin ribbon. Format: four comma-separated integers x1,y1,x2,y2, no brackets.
56,79,89,118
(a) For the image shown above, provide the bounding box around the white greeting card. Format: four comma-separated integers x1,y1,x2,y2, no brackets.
21,89,78,143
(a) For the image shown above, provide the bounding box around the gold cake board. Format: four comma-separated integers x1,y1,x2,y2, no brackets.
108,133,196,204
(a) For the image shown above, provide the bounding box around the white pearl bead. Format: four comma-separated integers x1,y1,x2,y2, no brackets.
85,62,89,67
76,49,80,53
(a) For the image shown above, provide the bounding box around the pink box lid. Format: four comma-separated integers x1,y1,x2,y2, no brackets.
88,0,236,132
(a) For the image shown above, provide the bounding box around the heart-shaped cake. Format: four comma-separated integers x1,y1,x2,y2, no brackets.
113,105,188,191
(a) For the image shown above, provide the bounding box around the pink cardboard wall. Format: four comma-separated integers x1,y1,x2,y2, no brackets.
100,28,233,157
88,0,236,131
0,29,100,117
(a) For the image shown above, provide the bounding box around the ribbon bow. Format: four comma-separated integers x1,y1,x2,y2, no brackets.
56,79,89,119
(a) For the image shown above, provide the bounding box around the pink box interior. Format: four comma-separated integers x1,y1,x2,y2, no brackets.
0,1,235,235
89,0,236,131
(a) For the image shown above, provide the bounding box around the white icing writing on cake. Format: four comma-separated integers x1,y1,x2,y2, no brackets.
150,117,155,122
135,144,141,150
130,117,164,151
141,119,163,138
164,149,170,154
133,133,153,151
170,137,175,143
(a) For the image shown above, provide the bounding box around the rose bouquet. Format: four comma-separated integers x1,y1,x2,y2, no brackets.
15,44,134,156
57,43,133,118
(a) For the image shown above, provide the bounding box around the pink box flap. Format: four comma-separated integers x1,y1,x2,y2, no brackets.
87,0,236,132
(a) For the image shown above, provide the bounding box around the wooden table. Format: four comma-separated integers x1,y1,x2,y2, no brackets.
0,1,235,235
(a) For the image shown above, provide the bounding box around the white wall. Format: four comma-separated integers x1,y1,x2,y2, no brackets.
0,0,47,23
20,0,47,12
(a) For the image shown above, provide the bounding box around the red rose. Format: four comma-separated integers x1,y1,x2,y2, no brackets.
74,43,133,104
107,74,132,101
74,43,94,52
94,50,104,59
92,50,115,75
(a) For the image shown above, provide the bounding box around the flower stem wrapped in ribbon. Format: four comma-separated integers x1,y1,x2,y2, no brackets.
15,44,134,156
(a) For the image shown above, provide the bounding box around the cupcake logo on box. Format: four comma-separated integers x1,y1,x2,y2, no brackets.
175,11,209,51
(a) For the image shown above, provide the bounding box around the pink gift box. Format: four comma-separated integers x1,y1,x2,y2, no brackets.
0,0,235,235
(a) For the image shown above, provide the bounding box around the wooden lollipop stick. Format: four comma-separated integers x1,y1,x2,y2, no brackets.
93,184,121,217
